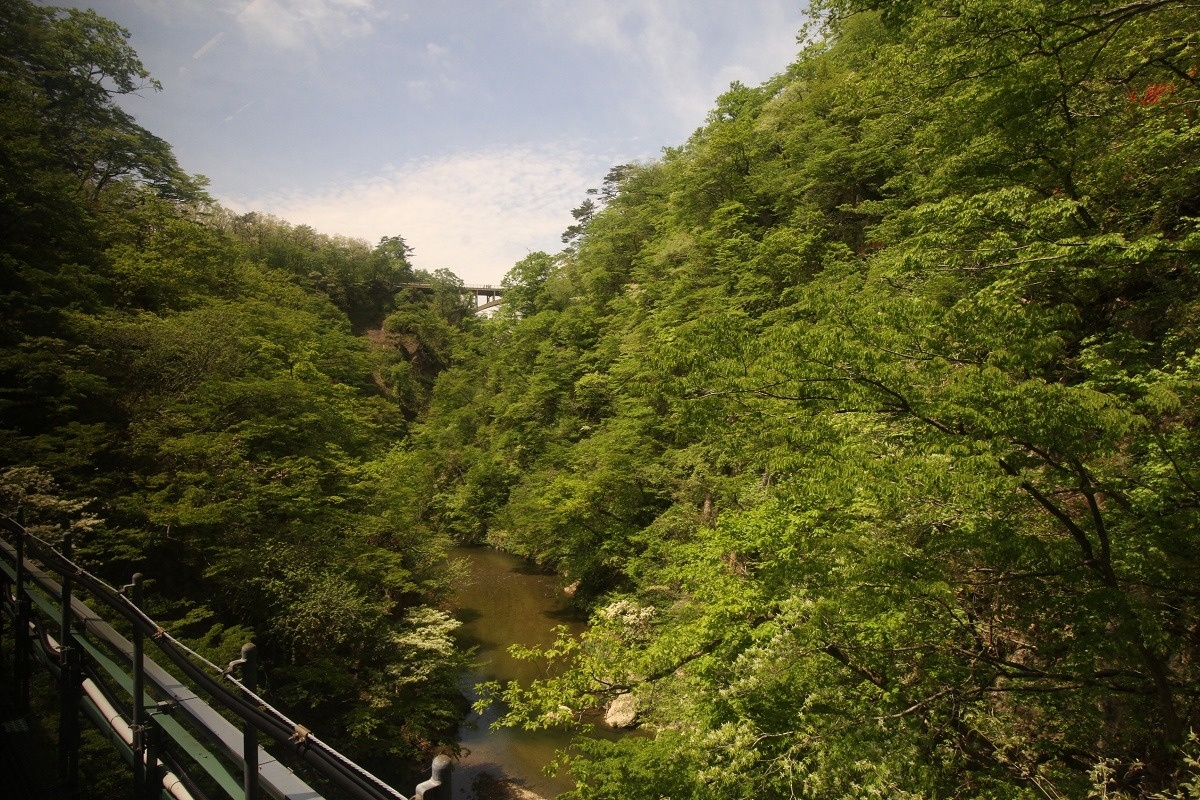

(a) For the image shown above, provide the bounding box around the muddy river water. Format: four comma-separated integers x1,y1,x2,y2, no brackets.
449,546,589,799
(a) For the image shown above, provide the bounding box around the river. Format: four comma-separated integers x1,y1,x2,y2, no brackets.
449,546,587,799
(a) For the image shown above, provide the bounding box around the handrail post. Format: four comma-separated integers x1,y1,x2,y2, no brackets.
59,646,82,796
144,711,162,800
59,533,73,647
241,642,259,800
130,573,146,799
0,571,5,680
58,532,80,795
13,529,30,713
415,754,452,800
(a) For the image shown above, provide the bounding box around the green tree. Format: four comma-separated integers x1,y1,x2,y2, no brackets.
0,2,469,773
435,2,1200,797
500,251,556,318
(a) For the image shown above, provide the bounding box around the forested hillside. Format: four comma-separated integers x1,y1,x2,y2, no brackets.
0,0,476,775
396,1,1200,797
6,0,1200,797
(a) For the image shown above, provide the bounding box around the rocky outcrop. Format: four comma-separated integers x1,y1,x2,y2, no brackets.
604,693,638,728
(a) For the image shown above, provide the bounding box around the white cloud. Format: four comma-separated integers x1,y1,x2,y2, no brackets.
222,145,623,284
406,41,461,102
235,0,384,50
407,80,435,102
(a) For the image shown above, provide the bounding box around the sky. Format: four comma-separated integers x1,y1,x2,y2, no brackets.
74,1,806,284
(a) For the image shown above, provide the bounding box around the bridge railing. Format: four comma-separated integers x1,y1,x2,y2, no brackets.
0,516,451,800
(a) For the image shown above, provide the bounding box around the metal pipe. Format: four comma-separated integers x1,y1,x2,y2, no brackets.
80,676,196,800
33,614,198,800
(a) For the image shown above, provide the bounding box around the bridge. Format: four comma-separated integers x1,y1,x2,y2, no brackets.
0,517,452,800
398,284,505,311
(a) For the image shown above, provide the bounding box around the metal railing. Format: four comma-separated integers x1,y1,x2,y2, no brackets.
0,516,452,800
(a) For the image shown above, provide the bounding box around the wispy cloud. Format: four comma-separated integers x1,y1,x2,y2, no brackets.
534,1,799,131
126,0,215,23
406,41,461,102
235,0,384,50
192,31,227,59
223,145,623,283
224,101,255,122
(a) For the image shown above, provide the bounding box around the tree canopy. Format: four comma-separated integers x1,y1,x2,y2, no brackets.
0,0,474,778
401,1,1200,797
6,0,1200,797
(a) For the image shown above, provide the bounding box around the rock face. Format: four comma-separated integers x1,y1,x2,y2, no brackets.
604,693,638,728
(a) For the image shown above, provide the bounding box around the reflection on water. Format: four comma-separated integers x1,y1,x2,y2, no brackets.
450,546,586,799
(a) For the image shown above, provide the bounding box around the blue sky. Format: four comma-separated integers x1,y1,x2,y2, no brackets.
77,1,805,283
